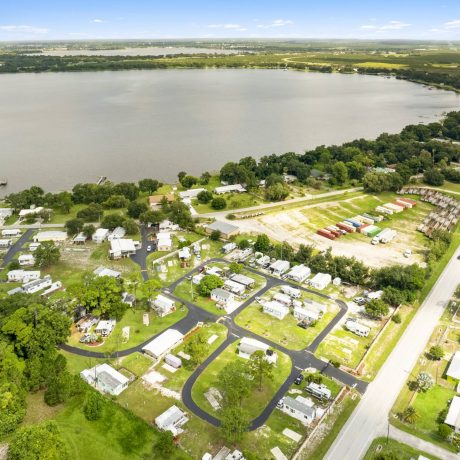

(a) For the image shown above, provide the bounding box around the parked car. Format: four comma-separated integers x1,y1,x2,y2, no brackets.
276,397,285,409
147,245,152,252
294,374,304,385
354,297,366,305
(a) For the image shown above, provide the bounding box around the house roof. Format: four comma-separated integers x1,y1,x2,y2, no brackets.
270,260,290,271
110,238,136,254
154,294,175,310
206,220,239,235
142,329,184,357
149,194,175,205
179,188,206,199
230,274,255,286
238,337,269,355
211,288,233,300
287,265,311,277
81,363,129,389
265,300,289,314
284,396,316,418
446,396,460,429
155,405,186,428
310,272,332,283
224,279,245,291
93,266,121,278
447,351,460,380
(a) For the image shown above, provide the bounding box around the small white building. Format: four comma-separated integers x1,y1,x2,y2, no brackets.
152,295,176,317
293,306,319,323
238,337,277,363
73,232,87,244
41,281,63,296
7,269,40,283
178,247,191,260
0,208,13,218
269,260,290,276
142,329,184,359
33,231,67,243
179,188,206,200
256,255,271,268
263,300,289,320
19,207,44,218
445,396,460,433
214,184,246,194
109,238,137,259
211,288,235,306
155,405,189,435
273,292,292,306
285,265,311,283
192,273,205,285
280,285,301,298
18,254,35,266
23,275,52,294
309,273,332,290
80,363,129,396
28,242,40,252
279,396,316,426
157,232,172,252
345,319,370,337
205,266,223,277
92,228,110,243
108,226,126,241
446,351,460,381
230,273,255,288
222,242,237,254
93,266,121,278
224,279,246,295
0,239,13,249
1,229,21,237
159,220,180,232
95,319,116,337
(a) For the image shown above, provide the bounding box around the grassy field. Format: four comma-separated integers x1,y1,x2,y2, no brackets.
363,437,439,460
118,352,153,377
191,342,292,421
67,306,188,353
234,300,338,351
192,191,264,214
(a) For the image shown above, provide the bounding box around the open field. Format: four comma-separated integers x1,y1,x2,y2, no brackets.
191,342,292,421
234,192,434,268
234,288,338,350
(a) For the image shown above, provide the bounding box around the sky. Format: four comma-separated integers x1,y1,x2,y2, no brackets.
1,0,460,41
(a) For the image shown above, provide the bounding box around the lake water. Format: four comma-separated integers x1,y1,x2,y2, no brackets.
27,47,238,56
0,69,458,193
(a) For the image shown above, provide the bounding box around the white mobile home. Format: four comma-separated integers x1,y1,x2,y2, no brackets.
107,227,126,241
93,266,121,278
445,396,460,433
281,285,301,298
0,239,12,249
211,288,234,307
142,329,184,359
279,396,316,426
224,279,246,295
230,273,255,288
285,265,311,283
23,275,52,294
269,260,290,276
238,337,277,363
155,405,189,435
309,273,332,290
92,228,110,243
1,229,21,237
214,184,246,194
7,269,40,283
345,319,370,337
157,232,172,252
18,254,35,266
80,363,129,396
33,231,67,243
152,295,175,317
263,301,289,320
95,319,116,337
273,292,292,306
293,306,319,323
109,238,137,259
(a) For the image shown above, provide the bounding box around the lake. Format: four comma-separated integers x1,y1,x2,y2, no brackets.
0,69,458,193
27,47,239,56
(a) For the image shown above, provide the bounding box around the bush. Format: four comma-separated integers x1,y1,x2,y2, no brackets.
438,423,453,440
210,230,221,241
428,345,444,361
83,391,104,421
197,274,224,296
211,197,227,210
365,299,390,319
197,190,213,204
391,313,402,324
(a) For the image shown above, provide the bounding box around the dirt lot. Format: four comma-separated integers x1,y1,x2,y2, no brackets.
234,194,432,268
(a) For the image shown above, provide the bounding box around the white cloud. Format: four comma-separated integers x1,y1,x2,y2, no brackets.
360,20,410,32
0,24,48,34
91,19,105,23
444,19,460,29
207,23,247,31
256,19,293,29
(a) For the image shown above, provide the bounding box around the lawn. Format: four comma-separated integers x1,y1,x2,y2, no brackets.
119,352,153,377
59,350,111,375
192,192,263,214
174,280,223,315
67,306,188,353
315,326,378,369
234,303,338,351
48,204,87,224
191,342,292,421
163,323,228,392
363,437,439,460
392,384,457,452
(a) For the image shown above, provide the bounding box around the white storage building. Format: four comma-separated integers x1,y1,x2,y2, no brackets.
7,269,40,283
80,363,129,396
285,265,311,283
142,329,184,359
263,300,289,320
269,260,290,276
152,295,175,317
224,279,246,295
33,231,67,243
309,273,332,290
92,228,110,243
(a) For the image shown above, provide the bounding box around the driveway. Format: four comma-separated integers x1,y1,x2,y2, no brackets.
1,228,34,268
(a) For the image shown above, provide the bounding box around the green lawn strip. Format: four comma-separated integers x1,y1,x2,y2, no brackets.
174,280,223,316
60,350,112,375
48,204,87,224
315,326,378,369
363,437,440,460
162,323,228,392
234,304,337,351
191,342,292,421
301,392,360,460
119,353,153,377
391,384,457,453
67,306,188,353
193,192,264,214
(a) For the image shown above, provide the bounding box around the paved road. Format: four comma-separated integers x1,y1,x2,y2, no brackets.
324,246,460,460
199,187,362,218
0,229,34,268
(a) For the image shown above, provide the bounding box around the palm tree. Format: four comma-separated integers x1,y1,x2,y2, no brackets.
400,406,419,424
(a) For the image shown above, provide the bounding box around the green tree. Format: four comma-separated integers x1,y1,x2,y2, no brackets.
238,239,250,249
229,262,243,274
254,234,271,253
123,218,138,235
153,431,175,457
83,391,105,421
76,203,104,222
101,213,125,230
138,178,160,194
265,182,289,201
127,200,149,219
141,279,162,301
428,345,444,361
8,422,70,460
399,406,419,424
414,372,434,393
382,287,405,307
331,161,348,185
82,224,96,238
438,423,453,440
197,190,213,204
219,360,253,406
139,210,164,225
211,197,227,210
220,406,250,443
249,350,273,391
64,217,84,236
102,194,129,209
34,242,60,268
113,182,139,201
200,172,211,185
197,275,224,297
210,230,221,241
184,331,209,367
423,168,444,186
365,299,390,319
180,175,198,189
169,201,194,229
